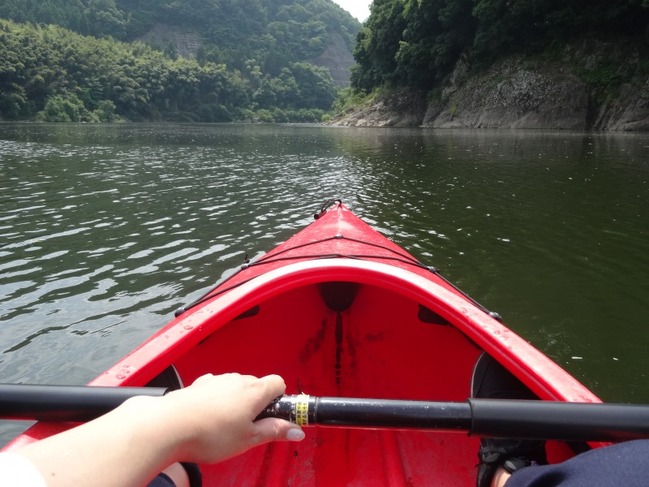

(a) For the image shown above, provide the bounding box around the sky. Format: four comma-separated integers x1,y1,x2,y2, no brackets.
331,0,371,22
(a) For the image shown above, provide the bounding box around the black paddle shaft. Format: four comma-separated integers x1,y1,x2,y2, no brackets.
259,395,471,430
4,386,649,442
0,384,167,422
470,398,649,441
258,395,649,442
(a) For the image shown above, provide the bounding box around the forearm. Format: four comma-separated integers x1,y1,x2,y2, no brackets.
14,374,304,487
18,396,179,487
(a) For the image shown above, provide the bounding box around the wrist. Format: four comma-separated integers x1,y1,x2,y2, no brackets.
118,395,190,465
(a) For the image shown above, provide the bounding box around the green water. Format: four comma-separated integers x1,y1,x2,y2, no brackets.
1,123,648,443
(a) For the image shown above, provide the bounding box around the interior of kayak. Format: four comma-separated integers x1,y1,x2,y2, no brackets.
168,267,486,485
169,264,590,485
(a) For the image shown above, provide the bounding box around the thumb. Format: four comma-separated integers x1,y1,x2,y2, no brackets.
251,418,305,446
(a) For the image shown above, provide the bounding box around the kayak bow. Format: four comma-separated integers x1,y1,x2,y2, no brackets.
3,202,606,486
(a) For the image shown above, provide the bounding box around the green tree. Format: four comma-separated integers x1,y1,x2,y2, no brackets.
93,99,117,122
394,0,474,88
85,0,127,38
289,62,337,109
351,0,407,91
39,93,93,122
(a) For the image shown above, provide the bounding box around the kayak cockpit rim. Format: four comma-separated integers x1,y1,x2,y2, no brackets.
91,258,599,406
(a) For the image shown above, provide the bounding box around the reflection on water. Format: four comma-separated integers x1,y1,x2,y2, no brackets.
1,124,648,443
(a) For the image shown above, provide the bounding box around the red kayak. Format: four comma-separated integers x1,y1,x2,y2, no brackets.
5,201,604,485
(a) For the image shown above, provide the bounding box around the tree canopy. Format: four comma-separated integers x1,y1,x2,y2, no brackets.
0,0,360,122
352,0,649,92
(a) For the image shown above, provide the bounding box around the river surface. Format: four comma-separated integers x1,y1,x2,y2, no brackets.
1,123,648,444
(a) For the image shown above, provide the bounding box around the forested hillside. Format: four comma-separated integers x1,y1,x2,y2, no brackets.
0,0,360,122
351,0,649,92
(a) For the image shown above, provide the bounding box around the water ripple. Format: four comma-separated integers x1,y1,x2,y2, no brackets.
1,124,648,444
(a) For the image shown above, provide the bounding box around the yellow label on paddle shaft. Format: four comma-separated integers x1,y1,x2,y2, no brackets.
294,394,310,426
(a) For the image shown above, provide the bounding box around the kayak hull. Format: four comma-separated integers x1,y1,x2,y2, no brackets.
5,203,601,485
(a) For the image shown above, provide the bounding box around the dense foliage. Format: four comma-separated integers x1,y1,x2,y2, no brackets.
0,0,360,122
0,0,359,52
352,0,649,92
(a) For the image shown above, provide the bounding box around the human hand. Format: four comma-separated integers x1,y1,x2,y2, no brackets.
14,373,304,487
152,373,305,464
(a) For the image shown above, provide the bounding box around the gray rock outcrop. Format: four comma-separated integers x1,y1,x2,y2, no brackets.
330,40,649,131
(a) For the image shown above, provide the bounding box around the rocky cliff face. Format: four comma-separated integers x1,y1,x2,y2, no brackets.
331,40,649,131
311,32,355,87
138,24,202,58
423,55,590,130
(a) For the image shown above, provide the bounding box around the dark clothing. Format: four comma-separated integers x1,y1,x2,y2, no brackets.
147,463,201,487
506,440,649,487
147,473,176,487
